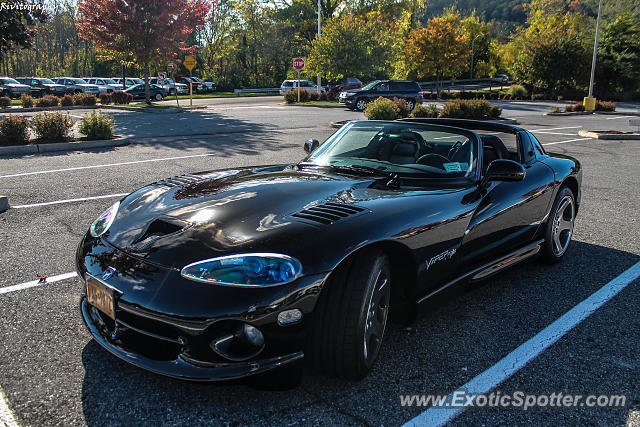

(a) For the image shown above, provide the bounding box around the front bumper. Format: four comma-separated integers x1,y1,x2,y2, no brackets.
77,236,326,381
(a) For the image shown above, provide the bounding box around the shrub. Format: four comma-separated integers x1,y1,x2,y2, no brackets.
0,115,30,145
439,91,451,99
78,111,114,140
410,103,439,118
363,96,400,120
506,85,528,100
99,92,113,105
440,99,501,119
595,100,616,111
111,90,133,104
392,97,410,118
36,95,60,107
60,94,74,106
0,97,11,109
307,91,319,101
73,93,97,106
531,93,546,101
30,111,74,141
318,91,328,101
20,94,34,108
283,89,297,104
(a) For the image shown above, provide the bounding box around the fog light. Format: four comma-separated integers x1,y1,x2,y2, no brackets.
277,309,303,325
238,324,264,347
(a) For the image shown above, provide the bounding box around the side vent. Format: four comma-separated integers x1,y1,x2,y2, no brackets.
154,174,206,188
292,202,365,225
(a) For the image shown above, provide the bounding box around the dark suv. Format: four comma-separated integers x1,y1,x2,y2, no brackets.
16,77,67,97
339,80,424,111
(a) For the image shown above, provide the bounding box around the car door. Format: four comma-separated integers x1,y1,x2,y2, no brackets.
369,82,390,101
459,132,555,268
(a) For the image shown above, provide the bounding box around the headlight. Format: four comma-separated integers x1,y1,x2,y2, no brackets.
89,201,120,237
180,253,303,287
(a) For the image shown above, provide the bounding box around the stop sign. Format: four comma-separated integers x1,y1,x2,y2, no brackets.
293,57,305,70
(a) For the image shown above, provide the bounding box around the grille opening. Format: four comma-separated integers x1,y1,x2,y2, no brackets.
134,219,184,245
292,202,365,225
154,174,205,188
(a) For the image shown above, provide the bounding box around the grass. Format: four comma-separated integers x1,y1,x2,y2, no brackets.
173,92,280,99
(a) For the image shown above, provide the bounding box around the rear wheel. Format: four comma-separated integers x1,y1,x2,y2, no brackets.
154,93,163,101
308,248,391,380
540,186,575,263
355,98,367,112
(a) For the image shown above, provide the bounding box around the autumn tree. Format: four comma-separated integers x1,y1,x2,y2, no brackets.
0,2,48,62
77,0,210,103
402,18,470,94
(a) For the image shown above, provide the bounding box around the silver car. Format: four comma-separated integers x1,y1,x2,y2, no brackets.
52,77,100,94
83,78,121,93
0,77,32,98
148,77,189,95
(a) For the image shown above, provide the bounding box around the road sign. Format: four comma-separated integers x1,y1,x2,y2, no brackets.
184,55,197,71
293,57,305,70
158,72,166,80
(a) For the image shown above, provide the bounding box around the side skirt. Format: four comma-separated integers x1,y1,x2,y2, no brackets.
416,239,544,306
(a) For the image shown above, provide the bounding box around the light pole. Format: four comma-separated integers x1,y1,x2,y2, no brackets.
470,34,481,80
317,0,321,94
588,0,604,99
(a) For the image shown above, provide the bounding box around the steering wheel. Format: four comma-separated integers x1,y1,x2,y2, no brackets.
417,154,450,169
448,141,464,161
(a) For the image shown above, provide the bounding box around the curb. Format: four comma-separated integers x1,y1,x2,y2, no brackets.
284,103,345,109
106,105,183,113
0,136,130,156
0,195,8,213
578,130,640,140
545,111,593,116
329,117,519,128
0,105,183,114
546,111,640,117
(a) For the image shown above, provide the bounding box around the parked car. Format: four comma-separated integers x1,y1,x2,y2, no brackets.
83,78,121,93
124,83,167,101
326,77,362,95
77,118,581,385
339,80,424,111
52,77,100,95
190,76,216,92
15,77,66,97
148,77,189,95
493,74,510,83
0,77,32,98
173,75,203,92
280,80,325,95
112,78,144,89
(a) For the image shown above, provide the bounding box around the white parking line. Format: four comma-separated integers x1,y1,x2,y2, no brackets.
530,126,582,132
531,132,578,136
12,193,127,209
403,260,640,427
605,116,632,120
543,138,592,146
0,272,78,295
0,387,18,427
0,153,220,179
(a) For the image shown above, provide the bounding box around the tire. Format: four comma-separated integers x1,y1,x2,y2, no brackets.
355,98,367,112
406,99,415,111
540,186,576,263
154,93,163,101
169,88,175,96
308,248,391,380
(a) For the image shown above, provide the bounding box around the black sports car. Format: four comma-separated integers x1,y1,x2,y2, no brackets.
77,118,581,385
124,83,167,100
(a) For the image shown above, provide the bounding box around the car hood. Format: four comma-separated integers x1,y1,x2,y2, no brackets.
104,166,371,268
5,83,30,88
43,84,65,88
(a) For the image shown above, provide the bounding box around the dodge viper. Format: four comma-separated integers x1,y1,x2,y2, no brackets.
77,118,581,385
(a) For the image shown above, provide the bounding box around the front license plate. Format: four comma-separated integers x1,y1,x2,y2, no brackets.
86,275,116,320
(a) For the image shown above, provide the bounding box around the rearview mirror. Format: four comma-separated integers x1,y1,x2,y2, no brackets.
304,139,319,154
483,159,525,187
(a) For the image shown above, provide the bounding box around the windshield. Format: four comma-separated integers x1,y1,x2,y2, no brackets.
73,78,88,84
103,78,116,84
305,121,477,180
2,78,20,84
360,81,380,91
40,78,55,84
165,78,174,83
191,77,202,82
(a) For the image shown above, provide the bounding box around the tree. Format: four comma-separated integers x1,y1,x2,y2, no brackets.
401,18,470,94
0,2,48,63
306,14,392,82
77,0,211,103
506,11,590,94
595,13,640,98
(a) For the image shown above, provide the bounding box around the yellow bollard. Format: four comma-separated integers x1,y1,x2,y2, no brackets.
583,96,596,111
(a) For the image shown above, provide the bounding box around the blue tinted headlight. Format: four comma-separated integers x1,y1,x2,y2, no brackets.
180,253,303,287
90,201,120,237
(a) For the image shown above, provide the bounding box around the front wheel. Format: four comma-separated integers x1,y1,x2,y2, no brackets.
540,186,575,263
355,98,367,112
154,93,163,101
406,99,415,111
308,248,391,380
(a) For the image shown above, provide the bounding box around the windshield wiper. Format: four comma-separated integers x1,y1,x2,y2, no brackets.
298,162,401,188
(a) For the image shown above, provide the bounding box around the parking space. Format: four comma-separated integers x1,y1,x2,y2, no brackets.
0,104,639,426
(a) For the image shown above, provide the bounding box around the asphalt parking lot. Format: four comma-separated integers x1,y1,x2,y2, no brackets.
0,101,639,426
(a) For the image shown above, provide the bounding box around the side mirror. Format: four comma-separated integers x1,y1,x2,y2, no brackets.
483,159,525,187
304,139,319,154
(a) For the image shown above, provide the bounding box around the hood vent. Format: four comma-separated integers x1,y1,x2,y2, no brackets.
154,174,206,188
292,202,365,225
